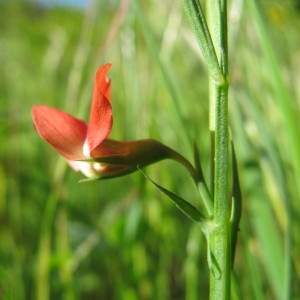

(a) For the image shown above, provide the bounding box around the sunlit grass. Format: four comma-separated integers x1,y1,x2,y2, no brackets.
0,0,299,299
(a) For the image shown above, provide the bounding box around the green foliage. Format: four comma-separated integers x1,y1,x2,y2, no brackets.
0,0,299,299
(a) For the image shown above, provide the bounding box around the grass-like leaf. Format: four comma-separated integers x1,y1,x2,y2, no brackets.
140,169,206,224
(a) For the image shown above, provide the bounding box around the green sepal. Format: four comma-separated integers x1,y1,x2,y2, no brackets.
79,176,101,183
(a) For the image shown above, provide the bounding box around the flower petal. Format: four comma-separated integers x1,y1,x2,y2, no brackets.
90,139,126,158
32,105,87,160
87,63,113,155
96,63,112,101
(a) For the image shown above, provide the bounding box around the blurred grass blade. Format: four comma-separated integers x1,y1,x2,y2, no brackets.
246,0,300,189
244,2,295,298
132,0,192,148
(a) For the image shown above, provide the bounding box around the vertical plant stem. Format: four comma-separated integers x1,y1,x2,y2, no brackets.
207,0,231,299
181,0,231,298
209,84,230,299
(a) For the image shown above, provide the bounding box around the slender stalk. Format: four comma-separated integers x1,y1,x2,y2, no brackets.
206,0,231,299
181,0,232,297
209,84,230,299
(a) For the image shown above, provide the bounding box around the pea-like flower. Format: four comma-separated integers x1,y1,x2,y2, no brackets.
32,63,183,179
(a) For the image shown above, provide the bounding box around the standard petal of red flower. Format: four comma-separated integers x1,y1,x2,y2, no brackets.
32,105,87,160
96,63,112,101
86,63,113,156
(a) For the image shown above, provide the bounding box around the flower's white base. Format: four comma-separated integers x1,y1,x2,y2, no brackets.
68,160,105,178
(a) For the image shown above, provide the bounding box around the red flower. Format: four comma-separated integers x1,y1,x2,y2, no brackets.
32,63,112,159
32,63,174,179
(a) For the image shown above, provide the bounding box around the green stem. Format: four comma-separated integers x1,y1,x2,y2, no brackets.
209,83,230,300
181,0,232,298
207,0,231,299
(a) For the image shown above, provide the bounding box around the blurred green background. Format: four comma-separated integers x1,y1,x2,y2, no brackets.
1,0,300,299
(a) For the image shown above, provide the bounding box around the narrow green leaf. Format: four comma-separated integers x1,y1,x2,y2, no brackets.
230,142,242,268
193,139,205,181
140,169,206,223
193,140,214,218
